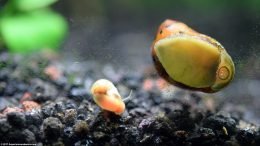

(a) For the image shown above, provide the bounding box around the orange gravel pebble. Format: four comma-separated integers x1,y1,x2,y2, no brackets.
2,107,24,115
142,78,154,91
20,92,32,103
22,101,41,112
44,65,61,80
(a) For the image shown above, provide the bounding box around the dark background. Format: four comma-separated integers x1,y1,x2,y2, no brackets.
53,0,260,70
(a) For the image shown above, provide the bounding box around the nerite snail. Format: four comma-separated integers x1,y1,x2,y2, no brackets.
91,79,132,115
152,19,235,93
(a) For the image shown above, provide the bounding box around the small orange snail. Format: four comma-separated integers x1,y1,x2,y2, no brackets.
91,79,132,115
152,19,235,93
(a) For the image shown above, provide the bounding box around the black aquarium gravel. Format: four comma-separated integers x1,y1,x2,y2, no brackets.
0,51,259,146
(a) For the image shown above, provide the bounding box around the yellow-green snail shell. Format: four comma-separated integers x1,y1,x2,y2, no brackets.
151,19,235,93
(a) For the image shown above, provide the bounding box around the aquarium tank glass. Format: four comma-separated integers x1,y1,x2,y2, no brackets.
0,0,259,145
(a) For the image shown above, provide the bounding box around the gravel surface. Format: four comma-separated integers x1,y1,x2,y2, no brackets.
0,51,259,146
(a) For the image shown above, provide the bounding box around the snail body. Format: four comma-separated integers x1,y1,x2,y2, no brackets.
152,19,235,93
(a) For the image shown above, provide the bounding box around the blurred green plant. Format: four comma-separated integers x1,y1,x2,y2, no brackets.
0,0,68,54
6,0,58,11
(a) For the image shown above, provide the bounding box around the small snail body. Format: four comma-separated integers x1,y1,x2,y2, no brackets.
91,79,126,115
152,19,235,93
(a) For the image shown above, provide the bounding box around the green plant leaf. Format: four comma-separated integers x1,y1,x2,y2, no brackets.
9,0,58,11
0,9,68,54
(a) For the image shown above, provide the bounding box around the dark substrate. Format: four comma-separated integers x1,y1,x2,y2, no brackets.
0,51,259,146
